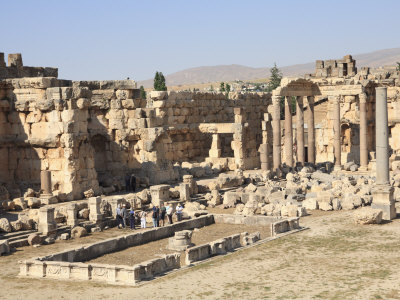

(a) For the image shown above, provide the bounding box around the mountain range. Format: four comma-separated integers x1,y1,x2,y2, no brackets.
138,48,400,88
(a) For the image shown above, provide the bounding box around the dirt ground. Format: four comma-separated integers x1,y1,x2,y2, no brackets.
87,223,270,266
2,209,400,300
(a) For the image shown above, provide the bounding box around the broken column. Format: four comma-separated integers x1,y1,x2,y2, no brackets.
179,183,190,201
372,87,396,220
38,207,57,236
209,134,222,158
284,96,293,167
332,96,342,170
259,113,270,171
296,96,305,165
150,185,170,207
359,92,368,170
40,170,57,204
66,204,78,227
89,197,103,223
307,96,315,164
272,95,281,172
183,175,198,195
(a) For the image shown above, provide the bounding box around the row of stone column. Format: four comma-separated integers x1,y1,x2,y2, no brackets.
270,92,370,172
331,93,369,171
272,95,315,171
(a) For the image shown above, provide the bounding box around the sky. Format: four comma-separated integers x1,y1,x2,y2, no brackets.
2,0,399,81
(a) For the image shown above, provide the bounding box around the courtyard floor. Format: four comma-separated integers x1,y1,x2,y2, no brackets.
1,209,400,299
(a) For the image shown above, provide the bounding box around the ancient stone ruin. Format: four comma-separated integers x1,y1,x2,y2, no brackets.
0,51,399,285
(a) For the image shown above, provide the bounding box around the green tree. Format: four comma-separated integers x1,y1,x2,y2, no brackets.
397,62,400,71
225,83,231,93
139,85,146,99
267,63,282,92
153,71,167,91
220,82,225,92
210,84,214,92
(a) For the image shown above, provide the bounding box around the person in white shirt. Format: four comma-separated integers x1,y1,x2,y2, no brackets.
166,205,173,224
176,203,183,221
140,210,147,228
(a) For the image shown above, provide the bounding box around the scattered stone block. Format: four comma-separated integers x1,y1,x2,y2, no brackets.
71,226,88,239
28,233,42,246
353,207,383,225
0,240,10,255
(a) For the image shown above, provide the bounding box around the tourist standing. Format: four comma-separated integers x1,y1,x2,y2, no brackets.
140,210,147,228
176,203,183,221
125,173,131,192
152,205,159,227
160,204,166,226
121,204,128,228
129,207,135,230
116,204,125,229
166,204,173,225
130,174,137,192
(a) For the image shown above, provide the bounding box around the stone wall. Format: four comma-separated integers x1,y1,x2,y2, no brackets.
0,74,270,199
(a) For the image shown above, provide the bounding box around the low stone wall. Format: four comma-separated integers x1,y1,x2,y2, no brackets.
40,215,214,262
185,233,242,265
18,213,300,285
19,253,180,285
213,214,300,236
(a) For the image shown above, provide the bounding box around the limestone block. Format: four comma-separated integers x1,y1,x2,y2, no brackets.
302,198,318,210
318,202,333,211
353,207,383,225
0,240,10,255
28,233,42,246
0,218,12,232
71,226,87,238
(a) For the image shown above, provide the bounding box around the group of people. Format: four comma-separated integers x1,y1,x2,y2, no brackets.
115,203,184,230
151,203,183,227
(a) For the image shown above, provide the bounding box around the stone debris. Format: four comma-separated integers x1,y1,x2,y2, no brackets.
28,233,42,246
71,226,88,239
354,207,383,225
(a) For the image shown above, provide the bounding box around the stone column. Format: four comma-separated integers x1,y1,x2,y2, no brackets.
183,174,198,195
38,207,57,236
179,183,190,201
372,87,396,220
259,113,270,171
66,204,78,227
89,197,103,223
284,96,293,167
332,96,342,170
359,93,368,170
306,96,315,164
296,96,305,165
209,134,222,158
150,184,170,207
40,170,52,196
272,95,281,171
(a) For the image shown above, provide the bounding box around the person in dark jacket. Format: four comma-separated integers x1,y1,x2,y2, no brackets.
130,174,137,192
160,204,166,226
129,207,135,230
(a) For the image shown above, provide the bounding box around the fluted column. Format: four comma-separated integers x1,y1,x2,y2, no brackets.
306,96,315,164
332,96,341,170
284,96,293,167
272,95,281,171
296,96,304,165
359,93,368,170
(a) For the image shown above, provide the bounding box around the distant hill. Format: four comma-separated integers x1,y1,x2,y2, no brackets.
138,47,400,88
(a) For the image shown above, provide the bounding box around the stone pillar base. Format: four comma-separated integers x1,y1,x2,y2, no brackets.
40,195,58,205
334,165,342,172
372,185,396,220
358,166,368,172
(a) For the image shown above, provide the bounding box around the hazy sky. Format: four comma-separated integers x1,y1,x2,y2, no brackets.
2,0,399,81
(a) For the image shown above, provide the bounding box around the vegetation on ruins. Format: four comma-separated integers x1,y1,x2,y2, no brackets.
139,85,146,99
397,62,400,71
154,71,167,91
210,84,214,92
267,63,282,92
225,83,231,93
220,82,225,92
